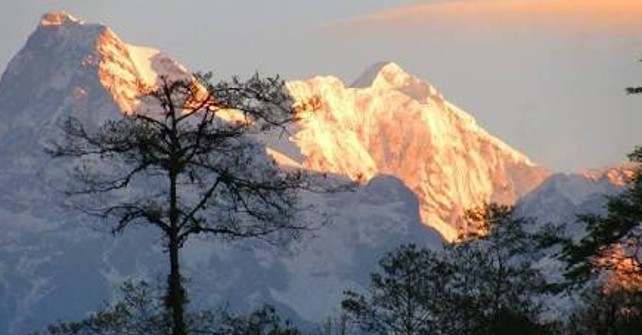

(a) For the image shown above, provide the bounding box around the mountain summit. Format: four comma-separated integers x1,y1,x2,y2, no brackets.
288,63,551,240
39,11,83,26
352,61,415,88
350,61,445,103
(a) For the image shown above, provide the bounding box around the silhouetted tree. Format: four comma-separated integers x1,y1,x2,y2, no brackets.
548,57,642,333
560,152,642,284
343,205,554,335
48,73,325,335
212,305,301,335
317,314,352,335
442,204,551,335
565,285,642,335
342,244,449,335
35,281,170,335
36,282,301,335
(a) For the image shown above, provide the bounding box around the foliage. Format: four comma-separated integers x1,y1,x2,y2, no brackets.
36,281,301,335
557,59,642,331
316,314,352,335
34,281,170,335
342,244,449,335
565,285,642,335
443,204,551,335
211,305,301,335
343,204,554,335
560,155,642,284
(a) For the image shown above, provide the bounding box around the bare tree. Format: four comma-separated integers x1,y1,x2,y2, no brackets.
47,73,326,335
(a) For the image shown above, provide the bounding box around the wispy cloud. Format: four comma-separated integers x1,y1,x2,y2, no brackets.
326,0,642,30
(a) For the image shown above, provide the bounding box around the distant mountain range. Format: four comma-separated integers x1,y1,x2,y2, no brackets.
0,12,631,334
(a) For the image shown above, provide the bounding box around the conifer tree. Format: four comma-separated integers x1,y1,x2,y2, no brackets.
561,71,642,284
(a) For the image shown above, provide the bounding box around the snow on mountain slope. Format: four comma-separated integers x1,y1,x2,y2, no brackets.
287,63,550,240
0,12,442,334
514,164,638,316
518,163,637,231
0,12,196,205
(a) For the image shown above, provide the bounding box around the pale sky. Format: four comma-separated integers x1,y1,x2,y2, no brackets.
1,0,641,172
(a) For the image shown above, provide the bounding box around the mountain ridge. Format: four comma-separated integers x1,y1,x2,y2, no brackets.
22,10,552,241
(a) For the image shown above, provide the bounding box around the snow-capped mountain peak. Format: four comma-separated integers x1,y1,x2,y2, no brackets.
39,11,83,26
1,12,190,121
288,64,550,240
351,61,441,101
352,61,411,87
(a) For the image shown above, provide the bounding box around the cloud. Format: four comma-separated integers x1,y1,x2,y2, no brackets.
327,0,642,30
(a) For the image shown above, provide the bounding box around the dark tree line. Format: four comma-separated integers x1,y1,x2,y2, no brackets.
343,201,642,335
342,204,556,335
37,281,301,335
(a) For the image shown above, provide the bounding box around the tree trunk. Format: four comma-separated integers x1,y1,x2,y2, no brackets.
168,157,186,335
167,237,186,335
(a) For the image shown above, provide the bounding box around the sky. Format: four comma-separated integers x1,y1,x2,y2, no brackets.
1,0,641,172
